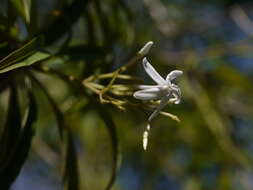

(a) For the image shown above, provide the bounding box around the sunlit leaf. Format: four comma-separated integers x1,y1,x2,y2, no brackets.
0,51,50,74
22,0,32,23
0,36,45,72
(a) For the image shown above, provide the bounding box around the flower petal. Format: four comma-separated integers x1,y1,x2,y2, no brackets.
171,87,181,104
138,85,159,89
166,70,183,81
133,87,162,100
148,94,171,122
142,58,166,85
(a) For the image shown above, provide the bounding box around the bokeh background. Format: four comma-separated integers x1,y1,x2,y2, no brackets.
1,0,253,190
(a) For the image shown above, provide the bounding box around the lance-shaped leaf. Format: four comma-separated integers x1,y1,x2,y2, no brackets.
0,51,50,74
94,104,119,190
0,85,21,168
0,90,37,189
0,36,49,74
29,73,79,189
9,0,27,22
28,73,64,139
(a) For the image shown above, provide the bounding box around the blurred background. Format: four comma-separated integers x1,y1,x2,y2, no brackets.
1,0,253,189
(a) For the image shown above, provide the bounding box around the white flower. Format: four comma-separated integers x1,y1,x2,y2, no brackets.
133,57,183,150
134,57,183,122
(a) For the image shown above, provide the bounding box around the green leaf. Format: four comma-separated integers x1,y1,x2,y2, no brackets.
28,73,64,139
22,0,32,23
0,89,38,189
0,51,50,74
9,0,26,21
94,104,119,190
28,73,79,189
9,0,32,23
0,36,45,71
29,74,79,189
63,132,79,190
0,85,21,168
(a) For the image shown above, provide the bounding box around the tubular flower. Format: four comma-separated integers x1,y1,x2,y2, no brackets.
133,57,183,150
134,57,183,122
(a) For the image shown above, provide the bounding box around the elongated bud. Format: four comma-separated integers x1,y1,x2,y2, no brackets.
143,123,151,150
138,41,154,56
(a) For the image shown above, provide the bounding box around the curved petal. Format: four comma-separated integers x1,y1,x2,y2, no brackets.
133,87,162,100
148,94,171,122
142,58,166,85
171,87,181,104
166,70,183,82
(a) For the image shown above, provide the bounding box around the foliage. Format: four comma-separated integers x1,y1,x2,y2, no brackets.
0,0,253,190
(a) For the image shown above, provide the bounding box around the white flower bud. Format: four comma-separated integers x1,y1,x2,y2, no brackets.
143,123,151,150
143,130,149,150
138,41,154,56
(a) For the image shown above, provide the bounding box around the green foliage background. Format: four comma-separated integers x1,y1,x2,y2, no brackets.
0,0,253,189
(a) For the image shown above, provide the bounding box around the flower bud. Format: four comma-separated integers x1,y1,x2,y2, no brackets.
138,41,154,56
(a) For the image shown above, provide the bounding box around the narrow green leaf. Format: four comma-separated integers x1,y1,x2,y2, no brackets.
0,85,21,168
0,89,37,189
93,104,119,190
32,68,120,189
64,132,79,190
22,0,32,23
0,51,50,74
9,0,26,21
9,0,31,23
0,36,44,70
28,73,64,139
28,74,79,189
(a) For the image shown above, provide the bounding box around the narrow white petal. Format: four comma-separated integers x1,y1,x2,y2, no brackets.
148,95,170,122
142,58,166,85
138,85,159,89
166,70,183,81
133,87,162,100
